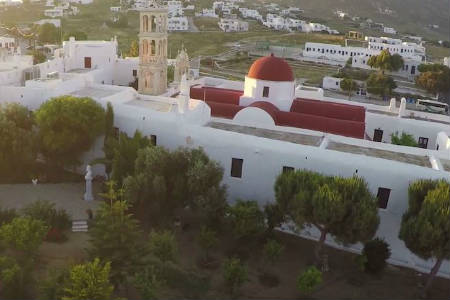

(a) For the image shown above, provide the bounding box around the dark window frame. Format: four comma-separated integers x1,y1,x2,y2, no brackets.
263,86,270,98
231,158,243,178
377,187,391,209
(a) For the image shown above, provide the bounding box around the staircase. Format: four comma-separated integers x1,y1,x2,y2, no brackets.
72,220,88,232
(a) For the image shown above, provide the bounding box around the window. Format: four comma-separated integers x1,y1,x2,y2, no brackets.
436,144,440,151
373,129,383,142
263,86,270,98
418,137,428,149
132,69,137,76
150,135,157,146
377,188,391,209
282,166,294,173
231,158,243,178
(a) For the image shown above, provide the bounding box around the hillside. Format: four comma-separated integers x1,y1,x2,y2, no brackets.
269,0,450,41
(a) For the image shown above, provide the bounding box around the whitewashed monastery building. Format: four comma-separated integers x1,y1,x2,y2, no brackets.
0,2,449,280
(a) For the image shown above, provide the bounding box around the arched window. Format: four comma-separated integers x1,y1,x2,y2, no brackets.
150,16,156,32
143,15,148,32
151,40,156,55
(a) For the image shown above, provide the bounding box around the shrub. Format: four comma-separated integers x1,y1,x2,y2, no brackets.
45,227,67,243
197,226,218,260
134,266,165,300
148,230,178,263
0,208,17,226
227,200,265,240
263,239,284,267
222,257,248,297
297,266,322,294
362,238,391,274
22,200,71,231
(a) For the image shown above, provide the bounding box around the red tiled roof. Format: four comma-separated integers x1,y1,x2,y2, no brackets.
291,98,366,122
249,101,279,122
190,86,243,105
247,54,294,82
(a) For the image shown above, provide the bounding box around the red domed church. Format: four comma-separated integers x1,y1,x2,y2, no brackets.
190,54,366,139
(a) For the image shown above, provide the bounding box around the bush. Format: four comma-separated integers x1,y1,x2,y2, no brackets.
38,266,70,300
197,226,218,261
45,227,67,243
391,132,418,147
297,266,322,294
148,230,178,263
134,266,165,300
222,257,248,297
227,200,265,240
263,239,284,266
0,208,17,226
362,238,391,274
22,200,71,231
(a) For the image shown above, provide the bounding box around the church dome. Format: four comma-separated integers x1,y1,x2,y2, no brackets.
247,53,294,82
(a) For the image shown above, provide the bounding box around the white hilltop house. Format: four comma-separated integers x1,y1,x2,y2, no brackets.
304,36,426,79
0,4,450,281
218,18,248,32
238,8,263,21
168,16,188,31
34,18,62,27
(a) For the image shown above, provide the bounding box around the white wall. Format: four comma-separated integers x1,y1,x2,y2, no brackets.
240,76,295,111
113,57,139,86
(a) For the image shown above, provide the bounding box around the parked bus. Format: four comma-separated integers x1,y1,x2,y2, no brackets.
416,99,449,114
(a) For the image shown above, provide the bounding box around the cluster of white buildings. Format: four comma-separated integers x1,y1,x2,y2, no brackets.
263,14,338,34
238,8,263,21
44,1,80,18
218,18,248,32
304,36,426,79
1,2,450,282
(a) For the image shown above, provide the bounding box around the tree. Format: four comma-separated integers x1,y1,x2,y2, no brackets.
167,65,175,83
391,131,418,147
126,40,139,57
37,23,60,44
415,64,450,97
32,50,47,64
197,226,218,261
62,258,114,300
111,130,150,185
399,179,450,297
88,200,145,288
0,103,36,183
0,217,48,299
367,49,404,73
93,102,116,178
297,266,322,295
263,203,284,236
340,78,359,99
227,200,265,240
148,230,178,263
124,147,227,226
0,217,48,261
35,96,105,174
63,31,87,41
275,170,379,260
38,267,70,300
366,73,397,98
222,258,248,297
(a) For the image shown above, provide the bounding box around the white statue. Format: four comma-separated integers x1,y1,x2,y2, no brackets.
84,165,94,201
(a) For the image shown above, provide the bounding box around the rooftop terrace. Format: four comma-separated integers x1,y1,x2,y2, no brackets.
208,121,434,168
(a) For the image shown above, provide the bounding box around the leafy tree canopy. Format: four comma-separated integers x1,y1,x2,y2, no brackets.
0,103,36,182
37,23,60,44
62,258,114,300
88,200,145,287
366,73,397,97
124,146,227,226
227,200,265,240
35,96,105,169
367,49,404,72
415,64,450,95
63,31,87,41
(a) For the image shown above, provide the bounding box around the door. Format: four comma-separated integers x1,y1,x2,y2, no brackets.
411,65,416,75
373,129,383,142
418,137,428,149
84,57,91,69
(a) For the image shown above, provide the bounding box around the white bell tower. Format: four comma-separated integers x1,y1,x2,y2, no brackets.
138,0,168,95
